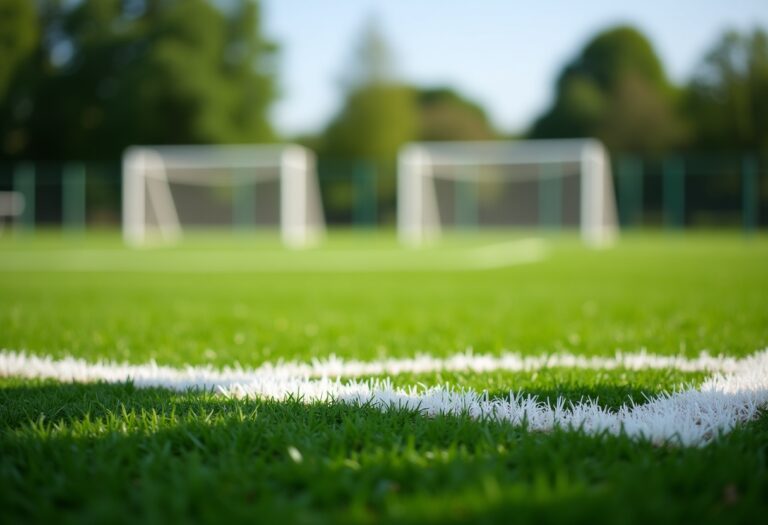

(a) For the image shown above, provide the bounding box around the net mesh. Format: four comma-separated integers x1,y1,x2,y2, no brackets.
398,140,618,246
145,167,281,231
430,163,581,229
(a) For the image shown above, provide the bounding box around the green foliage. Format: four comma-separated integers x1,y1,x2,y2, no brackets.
319,19,418,220
685,29,768,151
321,16,499,161
535,77,606,138
0,0,39,155
322,19,417,163
320,82,416,221
0,0,277,160
0,0,37,100
531,26,684,154
600,72,686,154
318,21,501,223
416,87,497,141
339,16,398,92
324,84,418,162
564,26,669,93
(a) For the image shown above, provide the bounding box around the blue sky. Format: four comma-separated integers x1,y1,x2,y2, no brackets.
262,0,768,137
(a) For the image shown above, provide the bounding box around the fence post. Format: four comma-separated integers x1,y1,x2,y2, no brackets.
353,160,377,227
742,155,759,234
538,163,562,230
232,169,256,231
617,156,643,228
63,163,86,233
663,156,685,229
13,163,35,233
454,166,478,229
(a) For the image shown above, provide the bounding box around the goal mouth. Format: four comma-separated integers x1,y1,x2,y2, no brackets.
397,139,619,247
122,144,326,249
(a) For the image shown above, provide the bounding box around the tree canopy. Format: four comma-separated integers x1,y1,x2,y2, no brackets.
322,18,417,164
0,0,277,160
530,25,685,154
322,17,502,161
3,7,765,164
416,87,497,141
684,28,768,151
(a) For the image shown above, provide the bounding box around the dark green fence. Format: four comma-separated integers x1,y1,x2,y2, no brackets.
0,161,122,232
316,158,386,227
615,153,766,231
0,152,765,232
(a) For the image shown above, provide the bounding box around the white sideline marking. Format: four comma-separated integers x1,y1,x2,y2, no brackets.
0,349,745,382
2,349,767,446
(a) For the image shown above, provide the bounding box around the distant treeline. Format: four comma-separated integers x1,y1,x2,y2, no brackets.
1,0,767,165
0,0,277,160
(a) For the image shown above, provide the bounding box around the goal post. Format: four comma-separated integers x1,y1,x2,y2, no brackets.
122,144,325,248
397,139,619,246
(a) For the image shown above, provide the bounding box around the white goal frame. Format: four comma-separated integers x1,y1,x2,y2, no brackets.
397,139,618,246
122,144,325,248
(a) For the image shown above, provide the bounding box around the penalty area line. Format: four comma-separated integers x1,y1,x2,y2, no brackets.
463,238,548,269
0,238,548,273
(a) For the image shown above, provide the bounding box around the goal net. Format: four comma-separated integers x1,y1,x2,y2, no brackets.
397,139,618,246
122,145,325,248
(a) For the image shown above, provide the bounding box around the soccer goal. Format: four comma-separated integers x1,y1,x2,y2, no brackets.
397,139,618,246
122,144,325,248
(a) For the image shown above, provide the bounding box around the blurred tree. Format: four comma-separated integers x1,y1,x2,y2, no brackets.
0,0,41,156
0,0,277,159
530,26,685,154
684,28,768,151
416,87,497,141
600,72,685,154
320,17,418,220
322,17,417,164
323,84,417,163
0,0,38,101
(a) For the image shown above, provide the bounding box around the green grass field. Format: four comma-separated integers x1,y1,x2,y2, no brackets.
1,231,768,524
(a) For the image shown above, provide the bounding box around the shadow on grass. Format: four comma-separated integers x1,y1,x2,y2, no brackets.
1,380,766,525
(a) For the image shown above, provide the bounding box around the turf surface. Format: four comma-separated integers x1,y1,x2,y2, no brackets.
1,231,767,523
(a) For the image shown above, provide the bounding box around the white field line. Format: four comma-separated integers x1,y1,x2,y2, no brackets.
0,239,546,273
0,349,746,383
464,238,548,269
2,349,767,446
